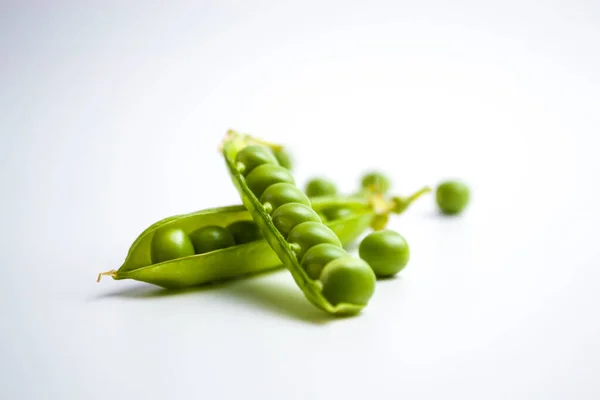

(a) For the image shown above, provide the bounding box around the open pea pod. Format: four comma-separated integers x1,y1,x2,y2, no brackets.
98,197,382,289
220,130,422,315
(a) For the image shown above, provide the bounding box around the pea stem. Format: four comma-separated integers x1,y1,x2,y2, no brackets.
367,185,432,222
368,194,390,214
392,185,432,213
97,269,117,283
367,194,394,230
407,185,432,202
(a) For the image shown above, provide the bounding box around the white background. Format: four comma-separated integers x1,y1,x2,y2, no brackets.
1,1,599,399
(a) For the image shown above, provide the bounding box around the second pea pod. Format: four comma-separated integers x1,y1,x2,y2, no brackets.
222,130,377,315
97,193,387,289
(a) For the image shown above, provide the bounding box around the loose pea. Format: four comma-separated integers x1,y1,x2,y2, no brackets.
305,177,337,197
361,171,391,194
323,207,353,221
260,183,310,214
300,243,348,280
436,180,470,215
150,227,195,264
226,220,262,244
235,145,279,176
273,147,293,170
359,230,409,278
189,225,236,254
287,221,342,260
272,203,322,238
320,256,376,306
245,164,295,198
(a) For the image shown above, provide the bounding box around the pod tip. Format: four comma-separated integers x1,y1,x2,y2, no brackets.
97,269,117,283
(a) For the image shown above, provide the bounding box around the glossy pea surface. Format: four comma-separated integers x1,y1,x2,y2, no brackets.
260,183,310,214
189,225,236,254
271,203,322,238
361,171,391,194
287,221,342,259
300,243,347,280
436,180,470,215
320,256,376,306
273,148,293,170
235,145,279,176
305,178,337,197
151,227,195,264
226,220,262,244
359,230,410,277
245,164,295,198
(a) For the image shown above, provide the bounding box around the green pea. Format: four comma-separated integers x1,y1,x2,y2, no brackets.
226,220,262,244
361,171,391,194
235,145,279,176
300,243,347,280
320,256,376,306
189,225,236,254
272,203,322,238
287,221,342,260
322,207,353,221
150,227,195,264
245,164,295,198
436,180,470,215
359,230,409,278
305,177,337,197
273,147,293,170
260,183,310,214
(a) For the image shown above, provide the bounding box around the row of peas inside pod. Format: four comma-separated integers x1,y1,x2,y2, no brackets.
232,143,378,310
150,220,262,265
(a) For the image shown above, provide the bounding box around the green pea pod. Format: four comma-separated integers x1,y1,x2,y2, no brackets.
98,198,378,289
221,131,386,315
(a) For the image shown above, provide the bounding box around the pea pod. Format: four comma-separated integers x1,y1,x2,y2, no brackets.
97,197,389,289
221,131,425,315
